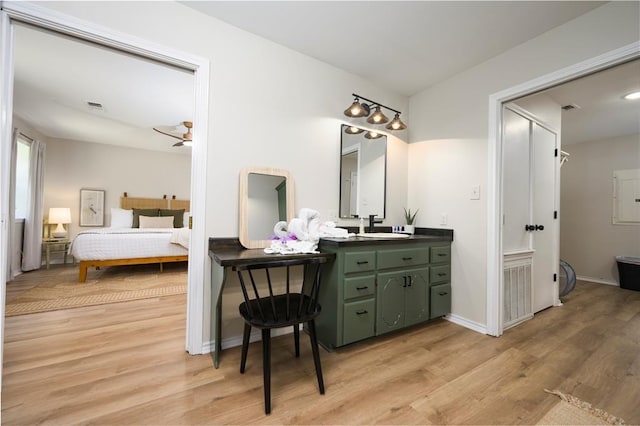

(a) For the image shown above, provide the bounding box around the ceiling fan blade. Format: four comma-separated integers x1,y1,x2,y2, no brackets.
153,127,184,141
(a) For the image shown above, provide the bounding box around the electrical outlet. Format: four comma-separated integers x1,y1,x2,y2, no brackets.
441,213,448,226
471,185,481,200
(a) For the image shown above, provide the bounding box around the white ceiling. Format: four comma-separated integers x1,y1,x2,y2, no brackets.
11,2,639,151
183,1,604,96
12,23,194,154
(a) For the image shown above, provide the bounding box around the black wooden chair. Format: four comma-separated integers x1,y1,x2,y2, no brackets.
235,257,327,415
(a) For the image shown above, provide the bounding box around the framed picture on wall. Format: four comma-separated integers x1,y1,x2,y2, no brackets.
79,188,105,227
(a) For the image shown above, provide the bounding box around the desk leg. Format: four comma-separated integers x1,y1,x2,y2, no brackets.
63,245,68,265
214,268,227,369
46,246,51,269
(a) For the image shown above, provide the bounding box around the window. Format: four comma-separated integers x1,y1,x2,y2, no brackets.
15,136,31,219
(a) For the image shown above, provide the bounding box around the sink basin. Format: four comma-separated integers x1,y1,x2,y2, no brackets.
357,232,410,239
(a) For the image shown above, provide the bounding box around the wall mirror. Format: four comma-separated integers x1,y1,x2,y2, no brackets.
339,125,387,219
239,167,295,249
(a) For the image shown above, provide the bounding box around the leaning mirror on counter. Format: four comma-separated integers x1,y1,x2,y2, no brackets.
339,124,387,219
239,167,295,249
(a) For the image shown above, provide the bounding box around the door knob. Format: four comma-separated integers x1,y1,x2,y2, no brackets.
535,224,544,231
525,224,535,231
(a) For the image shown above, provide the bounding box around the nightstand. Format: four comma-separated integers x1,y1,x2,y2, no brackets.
42,238,71,269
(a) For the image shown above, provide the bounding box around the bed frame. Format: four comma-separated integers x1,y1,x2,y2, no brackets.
77,193,190,283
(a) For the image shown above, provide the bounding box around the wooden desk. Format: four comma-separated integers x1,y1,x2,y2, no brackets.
42,238,71,269
208,238,335,368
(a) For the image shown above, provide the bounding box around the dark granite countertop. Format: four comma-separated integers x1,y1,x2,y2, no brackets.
319,227,453,248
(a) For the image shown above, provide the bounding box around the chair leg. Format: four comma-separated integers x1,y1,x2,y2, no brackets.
293,324,300,357
262,328,272,415
240,322,251,374
307,320,325,394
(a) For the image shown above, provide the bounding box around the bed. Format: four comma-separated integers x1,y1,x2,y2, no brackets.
70,194,190,283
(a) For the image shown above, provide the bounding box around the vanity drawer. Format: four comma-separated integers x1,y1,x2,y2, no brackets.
377,247,429,270
344,275,376,300
430,265,450,284
344,251,376,274
343,299,376,345
430,246,451,264
430,283,451,318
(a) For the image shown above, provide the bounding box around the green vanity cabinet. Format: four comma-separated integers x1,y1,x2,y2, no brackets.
316,236,452,350
376,267,429,335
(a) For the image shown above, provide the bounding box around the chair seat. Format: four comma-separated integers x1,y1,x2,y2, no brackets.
239,293,321,329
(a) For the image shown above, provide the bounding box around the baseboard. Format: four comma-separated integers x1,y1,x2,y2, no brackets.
577,275,618,286
201,326,300,355
445,313,488,335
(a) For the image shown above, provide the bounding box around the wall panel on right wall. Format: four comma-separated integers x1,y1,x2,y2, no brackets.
560,134,640,284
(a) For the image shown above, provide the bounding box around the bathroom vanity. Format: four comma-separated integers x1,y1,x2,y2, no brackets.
316,231,453,350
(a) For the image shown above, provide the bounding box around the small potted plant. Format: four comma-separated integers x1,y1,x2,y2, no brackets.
403,208,419,235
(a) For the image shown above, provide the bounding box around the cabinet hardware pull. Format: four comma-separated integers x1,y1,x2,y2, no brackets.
437,253,447,257
403,276,407,288
356,286,368,290
439,292,448,296
408,276,412,287
438,273,446,276
356,310,368,315
356,261,369,265
402,257,413,261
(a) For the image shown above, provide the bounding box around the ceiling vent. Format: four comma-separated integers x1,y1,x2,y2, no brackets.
561,104,581,111
86,101,105,111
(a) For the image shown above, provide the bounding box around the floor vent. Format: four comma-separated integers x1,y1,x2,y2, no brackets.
503,252,533,329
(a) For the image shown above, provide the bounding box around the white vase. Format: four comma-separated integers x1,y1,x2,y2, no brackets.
404,224,415,235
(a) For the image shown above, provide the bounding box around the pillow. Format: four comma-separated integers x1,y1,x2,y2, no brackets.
138,215,174,229
132,208,160,228
159,209,185,228
110,208,133,228
183,211,190,228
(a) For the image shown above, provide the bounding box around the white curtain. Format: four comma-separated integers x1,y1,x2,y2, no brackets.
6,128,18,280
21,139,45,271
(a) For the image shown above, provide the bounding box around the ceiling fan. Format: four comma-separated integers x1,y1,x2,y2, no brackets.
153,121,193,147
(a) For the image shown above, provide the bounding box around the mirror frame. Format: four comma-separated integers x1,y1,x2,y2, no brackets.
339,124,387,219
239,166,295,249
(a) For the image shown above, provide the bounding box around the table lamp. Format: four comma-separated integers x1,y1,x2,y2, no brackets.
49,207,72,238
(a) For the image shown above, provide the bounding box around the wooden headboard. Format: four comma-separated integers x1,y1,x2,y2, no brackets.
120,193,190,211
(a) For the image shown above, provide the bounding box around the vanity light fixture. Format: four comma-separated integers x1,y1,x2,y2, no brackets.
365,131,383,139
344,93,406,131
623,91,640,100
344,126,365,134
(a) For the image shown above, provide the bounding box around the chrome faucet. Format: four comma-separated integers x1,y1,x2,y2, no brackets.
368,214,383,232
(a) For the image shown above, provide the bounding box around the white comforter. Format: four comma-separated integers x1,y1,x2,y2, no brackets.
70,228,189,261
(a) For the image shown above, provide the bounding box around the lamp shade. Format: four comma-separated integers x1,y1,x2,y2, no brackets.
49,208,71,224
385,113,407,131
49,207,72,238
366,106,389,124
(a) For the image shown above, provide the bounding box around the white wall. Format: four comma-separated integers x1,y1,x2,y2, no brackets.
561,134,640,284
408,2,639,326
29,1,409,348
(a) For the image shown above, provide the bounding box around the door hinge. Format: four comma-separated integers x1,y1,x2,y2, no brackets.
554,211,558,219
553,273,557,282
554,148,558,157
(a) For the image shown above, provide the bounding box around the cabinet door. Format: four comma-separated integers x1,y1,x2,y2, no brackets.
343,299,376,345
376,271,406,335
404,268,430,327
430,283,451,319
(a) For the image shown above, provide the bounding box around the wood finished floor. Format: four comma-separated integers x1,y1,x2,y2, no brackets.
2,280,639,425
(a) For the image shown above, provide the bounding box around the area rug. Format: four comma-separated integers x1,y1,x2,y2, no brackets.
5,263,187,316
538,389,626,425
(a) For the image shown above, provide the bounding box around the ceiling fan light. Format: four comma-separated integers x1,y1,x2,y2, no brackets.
385,113,407,131
623,91,640,100
365,131,383,139
345,126,364,134
344,98,370,118
367,106,389,124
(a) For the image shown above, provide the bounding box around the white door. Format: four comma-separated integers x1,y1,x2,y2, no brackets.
502,106,559,319
532,123,558,312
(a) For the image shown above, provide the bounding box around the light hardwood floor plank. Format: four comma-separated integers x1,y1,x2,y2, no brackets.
3,280,639,424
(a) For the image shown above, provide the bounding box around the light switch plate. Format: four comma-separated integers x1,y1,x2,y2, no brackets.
471,185,481,200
